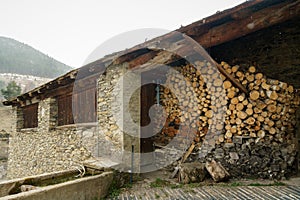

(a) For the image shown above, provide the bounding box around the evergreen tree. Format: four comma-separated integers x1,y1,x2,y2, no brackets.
1,81,21,100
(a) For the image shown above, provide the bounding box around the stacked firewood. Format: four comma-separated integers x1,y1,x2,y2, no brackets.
154,61,300,148
220,62,299,144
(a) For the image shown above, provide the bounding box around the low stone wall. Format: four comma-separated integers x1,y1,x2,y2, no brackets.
0,107,12,180
0,132,9,180
7,127,95,179
0,107,13,133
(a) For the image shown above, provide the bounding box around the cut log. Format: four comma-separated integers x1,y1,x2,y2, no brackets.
246,108,253,116
181,142,195,163
248,66,256,73
250,90,260,101
267,104,277,113
205,160,230,182
225,131,233,139
236,103,244,111
227,89,235,98
287,85,294,93
223,80,232,89
266,91,278,101
257,130,265,138
237,111,247,119
255,73,263,80
262,82,271,90
215,62,248,94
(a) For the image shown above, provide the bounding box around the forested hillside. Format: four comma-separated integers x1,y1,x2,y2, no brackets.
0,37,72,78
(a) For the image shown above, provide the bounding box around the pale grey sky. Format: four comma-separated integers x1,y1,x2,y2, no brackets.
0,0,245,68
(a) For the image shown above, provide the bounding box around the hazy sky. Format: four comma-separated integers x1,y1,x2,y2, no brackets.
0,0,245,68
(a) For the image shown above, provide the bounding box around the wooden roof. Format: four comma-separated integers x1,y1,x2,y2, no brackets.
3,0,299,106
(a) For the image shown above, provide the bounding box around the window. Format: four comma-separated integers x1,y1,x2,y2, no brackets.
22,103,38,128
56,82,97,126
57,94,74,126
73,88,97,123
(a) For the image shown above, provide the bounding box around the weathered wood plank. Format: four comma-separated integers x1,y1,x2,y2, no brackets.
193,0,300,48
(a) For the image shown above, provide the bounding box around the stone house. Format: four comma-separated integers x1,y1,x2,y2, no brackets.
3,0,300,179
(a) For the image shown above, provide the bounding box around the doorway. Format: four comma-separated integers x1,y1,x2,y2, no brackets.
140,70,161,168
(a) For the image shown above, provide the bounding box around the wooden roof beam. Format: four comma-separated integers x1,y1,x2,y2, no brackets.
192,0,300,48
113,48,153,65
128,50,161,69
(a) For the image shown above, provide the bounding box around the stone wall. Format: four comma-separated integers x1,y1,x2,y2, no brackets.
7,127,94,178
0,133,9,180
98,63,141,171
0,107,13,133
0,107,12,180
7,97,97,179
8,62,143,178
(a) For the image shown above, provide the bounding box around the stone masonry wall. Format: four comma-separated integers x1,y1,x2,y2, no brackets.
0,107,12,180
7,128,92,178
8,62,143,178
7,98,97,179
0,133,9,180
98,63,141,171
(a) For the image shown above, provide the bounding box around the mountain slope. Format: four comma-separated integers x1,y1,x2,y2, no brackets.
0,37,72,78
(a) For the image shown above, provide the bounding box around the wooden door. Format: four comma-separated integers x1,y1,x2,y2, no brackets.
140,81,156,153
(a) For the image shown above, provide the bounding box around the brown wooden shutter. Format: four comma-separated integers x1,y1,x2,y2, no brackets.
57,94,74,126
23,103,38,128
73,88,97,123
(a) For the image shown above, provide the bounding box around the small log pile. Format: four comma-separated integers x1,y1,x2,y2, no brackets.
153,61,300,179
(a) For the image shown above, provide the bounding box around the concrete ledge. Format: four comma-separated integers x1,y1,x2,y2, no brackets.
0,169,80,197
55,122,98,130
0,171,113,200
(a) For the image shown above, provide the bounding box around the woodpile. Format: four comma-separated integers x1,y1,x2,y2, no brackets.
154,62,226,146
153,61,300,179
155,61,299,144
220,61,299,144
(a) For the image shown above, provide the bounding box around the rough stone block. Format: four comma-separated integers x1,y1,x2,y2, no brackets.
223,142,235,149
229,152,239,160
233,136,243,144
215,148,224,159
270,164,280,172
179,162,207,184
